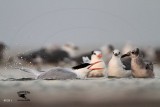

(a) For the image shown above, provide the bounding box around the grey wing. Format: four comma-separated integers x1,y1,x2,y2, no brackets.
37,68,77,80
144,60,154,71
121,57,131,70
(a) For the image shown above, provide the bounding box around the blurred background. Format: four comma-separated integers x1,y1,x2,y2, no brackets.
0,0,160,48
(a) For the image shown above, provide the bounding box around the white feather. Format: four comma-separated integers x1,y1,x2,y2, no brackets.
74,68,90,79
82,56,91,63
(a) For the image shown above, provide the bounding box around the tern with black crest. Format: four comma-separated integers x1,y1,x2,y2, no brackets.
17,50,106,79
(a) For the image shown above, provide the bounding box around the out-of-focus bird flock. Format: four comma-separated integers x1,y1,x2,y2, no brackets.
0,41,160,79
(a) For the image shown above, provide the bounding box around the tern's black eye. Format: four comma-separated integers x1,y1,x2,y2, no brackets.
132,51,135,54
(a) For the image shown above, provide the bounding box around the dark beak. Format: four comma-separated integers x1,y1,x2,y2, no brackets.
121,52,130,58
114,53,118,56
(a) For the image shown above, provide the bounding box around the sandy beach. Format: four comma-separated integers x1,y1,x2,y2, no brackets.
0,65,160,107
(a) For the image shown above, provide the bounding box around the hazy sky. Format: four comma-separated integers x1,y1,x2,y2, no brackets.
0,0,160,47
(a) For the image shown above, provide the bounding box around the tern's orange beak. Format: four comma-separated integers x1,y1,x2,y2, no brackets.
97,54,102,59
